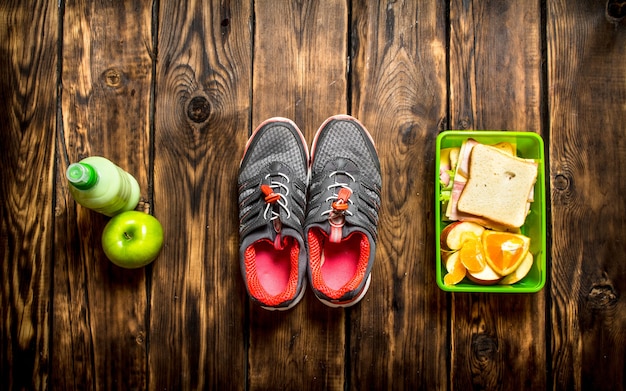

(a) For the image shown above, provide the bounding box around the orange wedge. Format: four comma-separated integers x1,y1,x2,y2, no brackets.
444,264,467,285
458,232,486,273
444,252,467,285
482,231,530,276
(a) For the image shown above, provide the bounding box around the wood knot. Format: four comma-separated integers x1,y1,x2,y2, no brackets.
400,124,416,145
606,0,626,23
553,174,569,190
103,68,123,88
588,283,618,309
471,333,498,363
457,118,472,130
187,96,211,123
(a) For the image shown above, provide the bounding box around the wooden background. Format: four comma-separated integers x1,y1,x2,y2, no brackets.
1,0,625,390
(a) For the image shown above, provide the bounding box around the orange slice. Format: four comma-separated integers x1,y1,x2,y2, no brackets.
444,252,467,285
444,264,466,285
482,231,530,276
458,232,486,273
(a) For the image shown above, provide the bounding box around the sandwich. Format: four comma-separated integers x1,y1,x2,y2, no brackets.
441,139,538,229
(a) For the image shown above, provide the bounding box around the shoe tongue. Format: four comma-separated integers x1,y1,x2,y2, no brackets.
328,216,344,243
251,222,299,250
330,221,363,242
267,216,292,250
310,218,361,244
272,226,303,250
273,219,284,249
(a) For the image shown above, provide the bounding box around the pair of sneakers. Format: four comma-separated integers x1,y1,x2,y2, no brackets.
238,115,382,310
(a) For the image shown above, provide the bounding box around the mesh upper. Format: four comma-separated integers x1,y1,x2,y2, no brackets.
238,122,308,239
307,118,382,241
311,120,381,182
240,124,308,183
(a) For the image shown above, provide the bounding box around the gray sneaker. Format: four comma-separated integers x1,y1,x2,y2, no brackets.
238,118,308,310
305,115,382,307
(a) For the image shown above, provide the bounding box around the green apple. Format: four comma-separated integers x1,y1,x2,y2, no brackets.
101,211,164,268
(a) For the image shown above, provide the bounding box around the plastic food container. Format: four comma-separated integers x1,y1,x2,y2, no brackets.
435,131,547,293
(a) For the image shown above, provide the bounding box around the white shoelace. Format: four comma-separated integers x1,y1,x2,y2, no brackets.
261,172,291,222
321,171,354,242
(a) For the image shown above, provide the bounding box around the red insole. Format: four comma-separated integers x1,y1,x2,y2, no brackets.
254,240,292,296
320,234,362,290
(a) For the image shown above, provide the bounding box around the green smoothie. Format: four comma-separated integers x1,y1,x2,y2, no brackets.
66,156,140,217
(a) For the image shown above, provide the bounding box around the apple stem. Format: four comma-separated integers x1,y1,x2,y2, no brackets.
124,232,132,240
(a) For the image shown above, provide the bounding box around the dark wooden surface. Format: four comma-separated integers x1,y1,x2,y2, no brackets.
1,0,625,390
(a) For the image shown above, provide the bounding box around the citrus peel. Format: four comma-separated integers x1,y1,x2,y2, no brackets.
482,231,530,276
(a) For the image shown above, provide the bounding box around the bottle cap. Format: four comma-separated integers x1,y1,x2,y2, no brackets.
66,163,98,190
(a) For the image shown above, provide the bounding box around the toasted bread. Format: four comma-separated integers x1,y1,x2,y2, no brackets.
457,144,538,228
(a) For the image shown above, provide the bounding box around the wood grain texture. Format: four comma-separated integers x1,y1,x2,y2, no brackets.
149,0,250,389
448,1,546,390
547,1,626,389
2,1,626,389
249,1,348,389
252,0,349,135
54,0,153,389
0,1,57,389
449,0,542,131
350,1,448,389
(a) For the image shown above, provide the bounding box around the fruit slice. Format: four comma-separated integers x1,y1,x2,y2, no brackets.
441,221,485,251
449,147,460,171
499,252,534,285
491,141,516,156
444,251,467,286
482,231,530,276
458,232,486,273
467,262,502,285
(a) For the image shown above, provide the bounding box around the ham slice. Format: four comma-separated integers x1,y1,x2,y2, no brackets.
446,139,478,221
439,164,451,187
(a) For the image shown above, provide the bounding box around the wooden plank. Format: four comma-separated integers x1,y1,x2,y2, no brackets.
149,0,250,388
248,1,348,389
547,1,626,389
349,1,448,389
448,1,545,390
0,1,57,389
449,1,542,131
54,0,153,389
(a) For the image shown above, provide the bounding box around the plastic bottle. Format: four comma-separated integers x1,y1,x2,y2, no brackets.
66,156,140,217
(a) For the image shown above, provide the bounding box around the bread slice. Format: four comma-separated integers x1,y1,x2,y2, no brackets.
457,144,538,228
